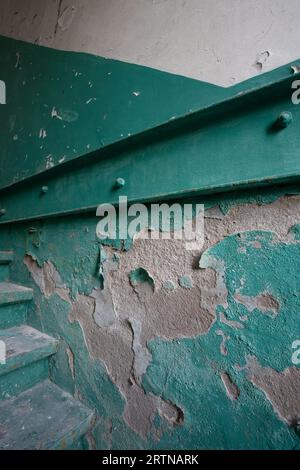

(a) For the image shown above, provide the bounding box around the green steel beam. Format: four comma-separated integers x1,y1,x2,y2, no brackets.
0,36,300,223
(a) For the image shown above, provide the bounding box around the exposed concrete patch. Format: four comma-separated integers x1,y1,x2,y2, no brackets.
199,255,228,310
204,195,300,246
90,288,116,328
66,345,75,380
23,193,300,440
129,267,155,292
219,312,244,330
204,206,225,220
25,255,181,439
246,356,300,426
128,318,152,385
216,329,229,356
95,195,300,436
220,372,240,401
234,292,280,317
24,255,66,298
254,50,271,71
158,399,184,427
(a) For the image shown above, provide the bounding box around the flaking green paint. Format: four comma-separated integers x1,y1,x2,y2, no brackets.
143,229,300,449
130,268,154,290
1,184,300,449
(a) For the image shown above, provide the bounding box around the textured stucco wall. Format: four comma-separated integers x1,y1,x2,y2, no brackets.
1,0,300,85
1,0,300,450
1,185,300,449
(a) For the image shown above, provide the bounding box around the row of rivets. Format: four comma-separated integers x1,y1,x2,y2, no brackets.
0,112,294,219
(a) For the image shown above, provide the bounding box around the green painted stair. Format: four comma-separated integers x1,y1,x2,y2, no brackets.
0,251,94,449
0,251,14,282
0,325,58,399
0,282,33,330
0,380,94,450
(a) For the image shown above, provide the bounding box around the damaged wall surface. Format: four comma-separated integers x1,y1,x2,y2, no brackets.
1,0,300,450
1,185,300,449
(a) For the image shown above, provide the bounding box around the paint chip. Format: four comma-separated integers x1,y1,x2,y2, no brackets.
255,50,270,71
291,65,300,74
178,275,193,289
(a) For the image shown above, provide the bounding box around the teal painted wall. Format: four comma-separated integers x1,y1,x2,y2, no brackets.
1,36,300,449
1,184,300,449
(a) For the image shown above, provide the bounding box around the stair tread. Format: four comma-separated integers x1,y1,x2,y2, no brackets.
0,325,58,376
0,380,94,449
0,282,33,305
0,252,14,265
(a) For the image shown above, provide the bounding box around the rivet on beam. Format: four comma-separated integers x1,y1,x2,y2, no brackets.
277,111,293,129
0,209,6,216
115,177,125,188
41,186,49,194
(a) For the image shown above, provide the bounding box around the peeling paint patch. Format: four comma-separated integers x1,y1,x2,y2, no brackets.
51,107,62,120
216,329,229,356
158,400,184,427
129,268,154,291
162,280,176,291
24,255,66,299
204,206,225,220
255,51,271,71
246,356,300,426
178,275,193,289
45,154,54,169
15,190,300,449
220,372,240,401
66,345,75,380
128,318,152,385
39,128,47,139
219,312,244,330
91,288,116,328
291,65,300,74
234,292,280,317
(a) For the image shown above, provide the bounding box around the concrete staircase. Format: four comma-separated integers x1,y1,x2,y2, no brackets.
0,251,94,449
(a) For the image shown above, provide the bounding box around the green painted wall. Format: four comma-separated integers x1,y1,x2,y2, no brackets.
1,184,300,449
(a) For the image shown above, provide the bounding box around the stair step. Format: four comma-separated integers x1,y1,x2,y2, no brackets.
0,380,94,449
0,282,33,306
0,251,14,265
0,252,14,282
0,325,58,378
0,283,33,328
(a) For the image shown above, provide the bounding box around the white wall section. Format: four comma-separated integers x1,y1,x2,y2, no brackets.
0,0,300,86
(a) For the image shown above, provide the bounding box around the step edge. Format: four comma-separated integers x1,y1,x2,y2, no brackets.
0,287,34,306
0,338,59,377
50,409,95,450
0,252,14,265
0,380,95,450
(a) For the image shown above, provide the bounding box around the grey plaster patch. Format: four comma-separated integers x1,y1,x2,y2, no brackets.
128,318,152,385
90,288,116,328
220,372,240,401
234,291,280,317
246,356,300,426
